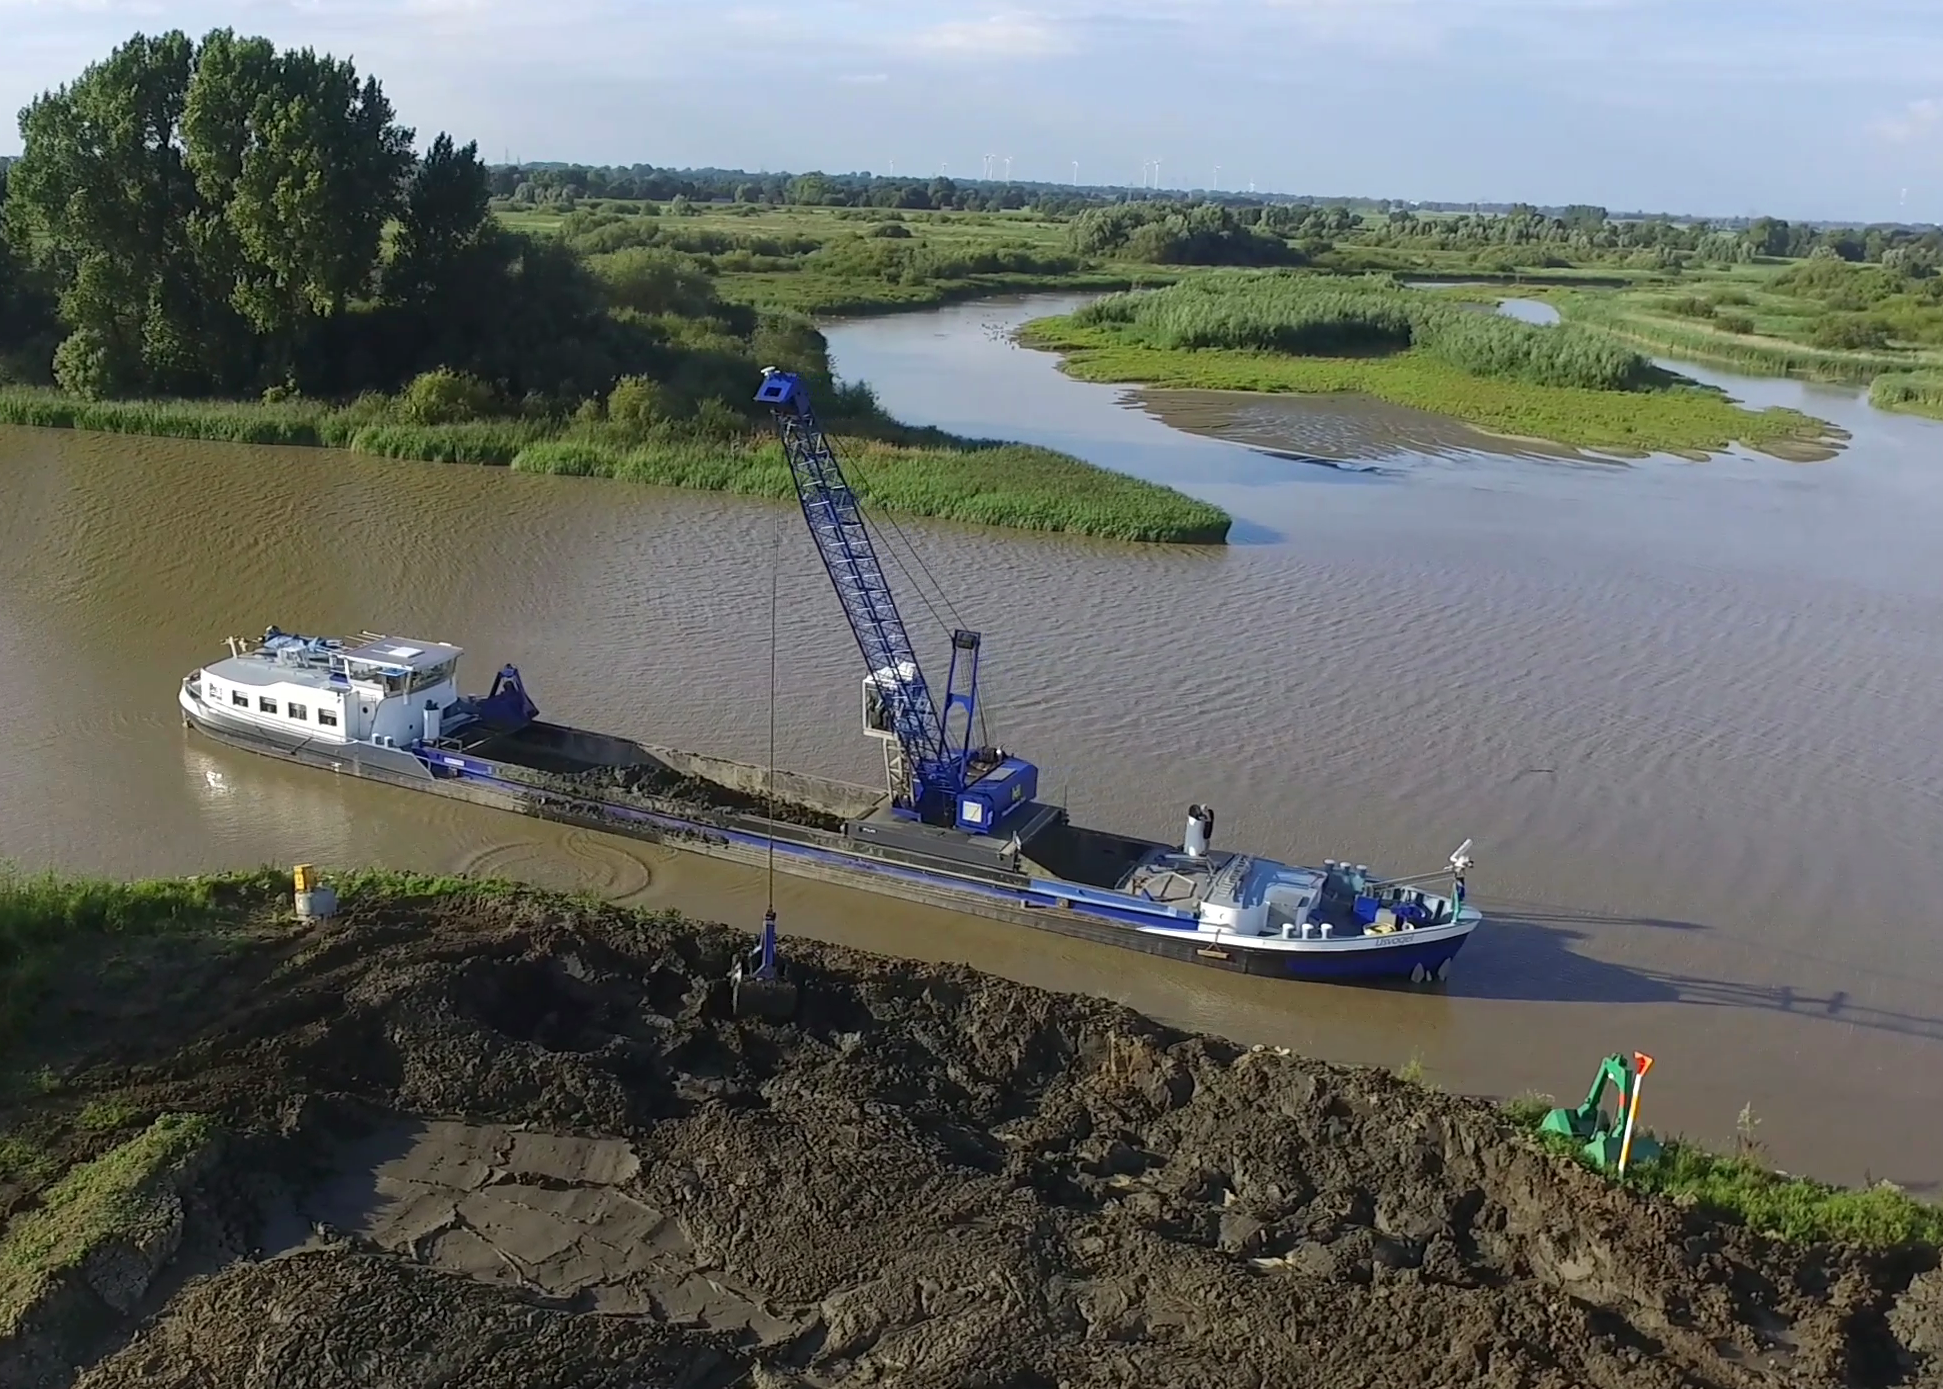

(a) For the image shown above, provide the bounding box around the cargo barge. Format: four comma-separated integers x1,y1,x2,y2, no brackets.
178,628,1481,983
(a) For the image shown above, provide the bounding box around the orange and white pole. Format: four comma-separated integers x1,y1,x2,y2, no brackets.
1617,1051,1655,1177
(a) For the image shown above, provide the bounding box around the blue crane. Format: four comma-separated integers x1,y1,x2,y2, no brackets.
756,368,1039,836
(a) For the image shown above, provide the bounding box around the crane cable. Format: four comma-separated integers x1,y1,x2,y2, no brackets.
766,506,779,914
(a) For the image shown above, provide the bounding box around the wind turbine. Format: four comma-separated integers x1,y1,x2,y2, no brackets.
1213,165,1221,191
1071,159,1079,185
1004,155,1012,180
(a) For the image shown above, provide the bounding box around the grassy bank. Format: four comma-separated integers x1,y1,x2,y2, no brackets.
1498,1096,1943,1248
1869,370,1943,419
0,1113,216,1337
1022,274,1841,457
1550,261,1943,385
509,430,1228,541
0,870,261,1052
1553,288,1932,383
0,387,1229,544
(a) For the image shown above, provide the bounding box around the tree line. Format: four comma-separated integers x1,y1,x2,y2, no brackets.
0,31,822,410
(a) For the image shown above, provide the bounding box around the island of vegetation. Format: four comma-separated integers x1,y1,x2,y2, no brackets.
1020,273,1843,458
0,31,1228,545
0,863,1940,1385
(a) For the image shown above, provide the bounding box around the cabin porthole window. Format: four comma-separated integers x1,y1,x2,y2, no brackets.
317,709,339,728
232,691,248,708
259,697,277,714
288,703,308,721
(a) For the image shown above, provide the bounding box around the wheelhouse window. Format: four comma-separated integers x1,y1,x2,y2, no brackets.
259,697,278,714
232,691,249,707
288,703,308,721
317,709,339,728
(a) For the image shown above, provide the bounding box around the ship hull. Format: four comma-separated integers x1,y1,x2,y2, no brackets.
181,688,1475,983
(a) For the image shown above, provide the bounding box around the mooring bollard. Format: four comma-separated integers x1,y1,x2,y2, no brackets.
293,863,337,920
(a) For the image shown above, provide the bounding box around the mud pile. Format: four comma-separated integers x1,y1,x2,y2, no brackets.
2,885,1939,1388
520,762,848,833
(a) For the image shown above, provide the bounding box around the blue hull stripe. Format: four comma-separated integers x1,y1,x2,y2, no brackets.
420,755,1475,981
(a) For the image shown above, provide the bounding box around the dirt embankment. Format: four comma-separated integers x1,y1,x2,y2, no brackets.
1,885,1938,1388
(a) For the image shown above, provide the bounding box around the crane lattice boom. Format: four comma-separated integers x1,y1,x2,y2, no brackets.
756,368,1036,833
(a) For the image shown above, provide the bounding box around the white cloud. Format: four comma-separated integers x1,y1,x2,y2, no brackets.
904,10,1068,59
1872,97,1942,143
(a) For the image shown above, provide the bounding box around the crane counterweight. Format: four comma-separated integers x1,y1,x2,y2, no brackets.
757,367,1039,835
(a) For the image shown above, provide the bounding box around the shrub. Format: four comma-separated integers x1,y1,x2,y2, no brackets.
1714,312,1755,335
607,375,672,431
51,329,133,400
589,247,719,317
397,368,496,425
1810,315,1889,351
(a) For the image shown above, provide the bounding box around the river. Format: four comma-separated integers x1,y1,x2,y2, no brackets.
4,293,1942,1191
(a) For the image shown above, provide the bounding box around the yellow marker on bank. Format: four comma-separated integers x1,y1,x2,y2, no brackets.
1617,1051,1654,1177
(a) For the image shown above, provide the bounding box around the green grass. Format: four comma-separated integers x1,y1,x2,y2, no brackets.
1022,316,1838,458
716,266,1162,317
1071,272,1658,389
1505,1098,1941,1249
1549,260,1943,383
1554,291,1930,383
1869,370,1943,419
496,200,1177,318
511,430,1231,543
0,390,351,446
1627,1143,1943,1247
0,868,280,1055
0,1113,218,1336
0,385,1228,543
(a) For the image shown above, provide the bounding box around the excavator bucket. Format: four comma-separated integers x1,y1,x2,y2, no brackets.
730,910,798,1021
732,971,798,1021
1541,1053,1663,1171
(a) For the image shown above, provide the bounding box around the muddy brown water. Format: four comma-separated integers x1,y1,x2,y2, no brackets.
3,293,1942,1193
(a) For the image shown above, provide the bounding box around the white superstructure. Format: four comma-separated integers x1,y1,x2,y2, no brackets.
180,630,464,748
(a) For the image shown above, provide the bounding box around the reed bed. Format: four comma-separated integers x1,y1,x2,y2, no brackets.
1073,272,1656,390
1868,371,1943,419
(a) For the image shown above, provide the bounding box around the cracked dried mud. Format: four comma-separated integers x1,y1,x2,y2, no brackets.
1,881,1938,1388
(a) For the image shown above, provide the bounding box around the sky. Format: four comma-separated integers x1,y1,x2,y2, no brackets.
2,0,1941,223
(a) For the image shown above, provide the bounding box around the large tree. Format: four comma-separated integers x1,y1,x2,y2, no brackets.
6,32,206,395
384,132,492,308
7,28,414,396
183,30,413,385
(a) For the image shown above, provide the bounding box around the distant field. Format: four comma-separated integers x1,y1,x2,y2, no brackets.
490,200,1171,315
1549,261,1943,384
